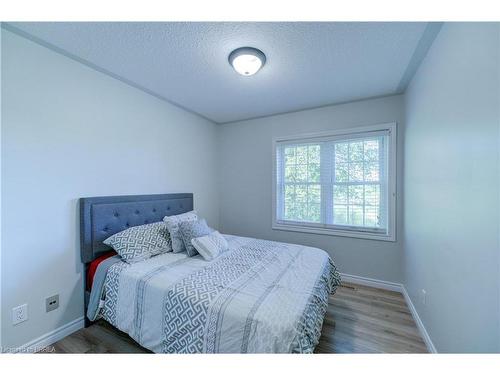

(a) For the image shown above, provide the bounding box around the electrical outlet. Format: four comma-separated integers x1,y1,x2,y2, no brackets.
421,289,427,306
12,304,28,325
45,294,59,312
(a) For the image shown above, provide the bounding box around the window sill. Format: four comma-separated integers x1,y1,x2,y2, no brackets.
272,223,396,242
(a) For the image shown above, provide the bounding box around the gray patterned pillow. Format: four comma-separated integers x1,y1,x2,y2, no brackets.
179,218,214,257
163,211,198,253
103,222,172,263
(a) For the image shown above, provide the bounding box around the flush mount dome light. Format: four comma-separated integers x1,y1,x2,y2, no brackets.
228,47,266,76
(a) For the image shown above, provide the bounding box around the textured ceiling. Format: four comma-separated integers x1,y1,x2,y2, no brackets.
7,22,431,123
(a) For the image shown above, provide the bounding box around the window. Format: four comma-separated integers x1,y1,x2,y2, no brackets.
273,123,396,241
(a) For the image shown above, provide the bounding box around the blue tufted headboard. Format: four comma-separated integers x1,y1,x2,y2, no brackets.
79,193,193,326
79,193,193,263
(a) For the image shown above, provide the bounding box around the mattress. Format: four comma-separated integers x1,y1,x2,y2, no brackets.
89,235,341,353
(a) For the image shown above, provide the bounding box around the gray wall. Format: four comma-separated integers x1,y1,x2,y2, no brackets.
0,24,3,350
217,95,405,283
1,30,219,349
404,23,500,352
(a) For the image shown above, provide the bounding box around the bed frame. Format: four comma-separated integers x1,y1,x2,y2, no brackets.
79,193,194,327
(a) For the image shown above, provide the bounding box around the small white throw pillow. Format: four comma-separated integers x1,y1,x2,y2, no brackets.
191,231,229,261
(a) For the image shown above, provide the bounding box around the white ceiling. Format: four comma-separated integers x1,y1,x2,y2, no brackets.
7,22,433,123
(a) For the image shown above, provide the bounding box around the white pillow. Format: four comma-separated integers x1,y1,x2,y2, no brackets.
191,231,229,261
163,211,197,253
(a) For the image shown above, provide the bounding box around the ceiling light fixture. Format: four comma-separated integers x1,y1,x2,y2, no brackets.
228,47,266,76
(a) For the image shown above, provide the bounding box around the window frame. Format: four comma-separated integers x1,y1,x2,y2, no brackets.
272,122,397,242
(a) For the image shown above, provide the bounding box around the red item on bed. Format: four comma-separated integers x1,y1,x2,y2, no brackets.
86,251,117,290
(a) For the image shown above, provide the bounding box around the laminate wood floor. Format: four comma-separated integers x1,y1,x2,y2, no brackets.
46,282,427,354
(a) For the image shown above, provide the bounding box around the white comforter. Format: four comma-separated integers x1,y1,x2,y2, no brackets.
97,235,340,353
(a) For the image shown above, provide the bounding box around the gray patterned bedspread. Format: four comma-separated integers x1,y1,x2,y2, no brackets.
93,235,341,353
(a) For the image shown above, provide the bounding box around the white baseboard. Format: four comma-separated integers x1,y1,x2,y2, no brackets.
401,287,437,353
7,316,84,353
340,272,404,293
340,272,437,353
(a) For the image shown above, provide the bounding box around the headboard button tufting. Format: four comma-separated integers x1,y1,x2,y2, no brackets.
80,193,192,265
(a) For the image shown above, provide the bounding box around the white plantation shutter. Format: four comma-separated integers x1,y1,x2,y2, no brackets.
274,125,395,240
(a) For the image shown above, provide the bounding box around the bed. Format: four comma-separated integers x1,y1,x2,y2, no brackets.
80,193,341,353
